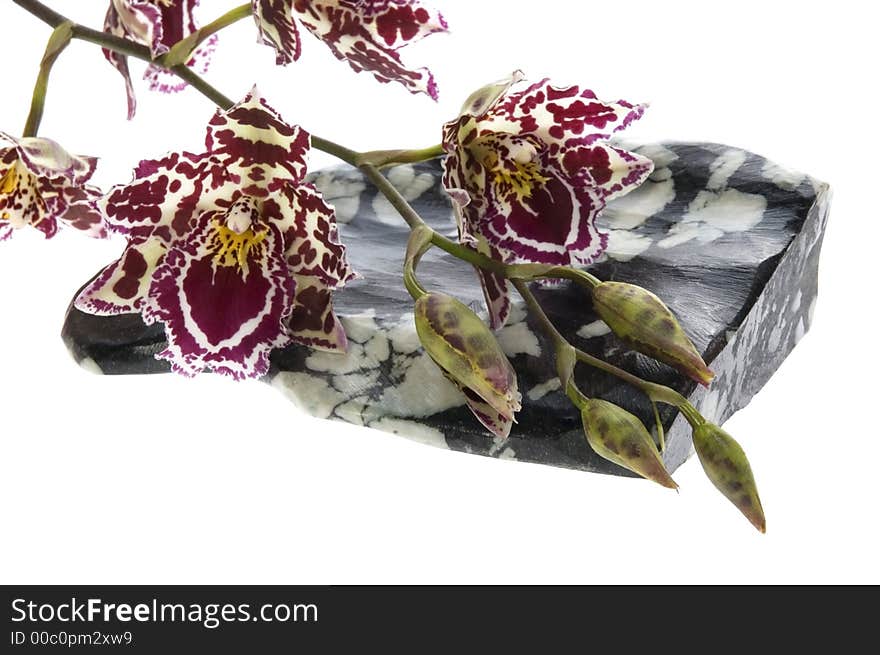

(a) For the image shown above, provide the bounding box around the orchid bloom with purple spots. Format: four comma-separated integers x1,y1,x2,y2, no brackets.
74,89,356,380
253,0,447,99
441,72,654,328
103,0,216,119
0,132,106,242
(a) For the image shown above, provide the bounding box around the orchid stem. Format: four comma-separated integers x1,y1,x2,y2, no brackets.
512,277,705,429
10,0,356,165
359,144,446,168
12,0,599,294
160,2,252,66
22,21,73,137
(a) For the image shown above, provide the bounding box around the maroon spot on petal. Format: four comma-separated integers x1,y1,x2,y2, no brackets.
563,146,613,184
288,285,331,332
112,246,149,300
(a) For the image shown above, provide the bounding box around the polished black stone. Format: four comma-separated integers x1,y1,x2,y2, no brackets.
62,142,830,476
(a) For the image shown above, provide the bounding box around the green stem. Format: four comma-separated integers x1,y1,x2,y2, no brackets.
359,144,445,168
10,0,358,166
359,163,427,230
575,347,704,427
22,21,73,137
511,279,566,348
311,136,361,168
12,0,603,294
513,277,705,428
161,3,252,67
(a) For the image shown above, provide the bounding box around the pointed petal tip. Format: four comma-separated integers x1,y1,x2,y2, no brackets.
652,469,679,491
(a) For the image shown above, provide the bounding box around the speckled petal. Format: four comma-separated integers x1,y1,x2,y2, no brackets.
1,135,106,240
294,0,447,99
5,133,97,185
471,234,511,329
74,237,167,315
272,183,356,287
144,35,216,95
206,88,311,189
484,78,648,147
268,182,356,350
252,0,302,65
287,275,348,351
142,200,295,380
1,157,53,237
103,0,214,116
561,143,654,201
101,151,231,240
483,161,608,267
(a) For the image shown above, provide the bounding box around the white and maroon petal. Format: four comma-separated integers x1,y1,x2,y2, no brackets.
483,78,647,148
270,183,356,288
57,185,108,239
101,151,230,239
252,0,302,65
154,0,203,52
142,205,295,380
144,34,216,95
457,71,524,119
104,46,138,120
3,133,98,186
341,0,448,49
106,0,167,56
0,161,56,238
294,0,446,99
482,163,607,267
142,0,214,94
472,234,511,330
560,143,654,201
75,237,167,315
102,0,162,118
205,88,310,189
287,275,348,352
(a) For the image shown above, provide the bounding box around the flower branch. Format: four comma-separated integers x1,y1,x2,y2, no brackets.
6,0,767,531
22,20,73,137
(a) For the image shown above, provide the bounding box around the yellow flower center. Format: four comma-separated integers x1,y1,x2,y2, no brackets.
208,219,267,277
0,164,18,194
0,163,19,221
472,140,549,202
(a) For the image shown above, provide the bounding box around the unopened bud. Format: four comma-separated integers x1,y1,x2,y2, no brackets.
415,293,521,438
692,423,765,533
581,398,677,489
592,281,714,386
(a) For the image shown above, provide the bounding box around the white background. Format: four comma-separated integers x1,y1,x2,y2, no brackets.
1,1,877,584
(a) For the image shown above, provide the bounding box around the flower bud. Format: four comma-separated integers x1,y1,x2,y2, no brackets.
580,399,677,489
692,423,765,533
415,292,521,438
591,281,714,386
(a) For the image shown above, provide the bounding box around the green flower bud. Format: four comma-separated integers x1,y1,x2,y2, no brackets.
580,399,678,489
692,423,766,533
591,281,714,386
415,292,521,438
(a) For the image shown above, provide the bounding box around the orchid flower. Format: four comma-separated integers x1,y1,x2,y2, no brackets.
441,72,654,328
103,0,216,119
0,133,106,242
74,89,356,380
253,0,448,99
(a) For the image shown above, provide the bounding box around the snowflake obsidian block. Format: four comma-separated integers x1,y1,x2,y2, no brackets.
62,142,830,476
